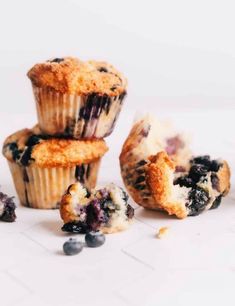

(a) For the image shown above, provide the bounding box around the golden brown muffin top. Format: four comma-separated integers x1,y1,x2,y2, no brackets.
27,57,127,96
3,126,108,168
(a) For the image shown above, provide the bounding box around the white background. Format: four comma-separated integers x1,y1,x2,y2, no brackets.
0,1,235,306
1,0,235,115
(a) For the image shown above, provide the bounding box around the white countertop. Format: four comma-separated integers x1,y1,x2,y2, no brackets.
0,107,235,306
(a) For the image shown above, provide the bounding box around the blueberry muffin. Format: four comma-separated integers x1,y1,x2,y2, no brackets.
0,190,16,222
60,182,134,234
27,57,127,139
3,126,108,209
120,115,230,218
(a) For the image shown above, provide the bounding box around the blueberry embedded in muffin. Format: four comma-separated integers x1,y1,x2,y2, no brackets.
60,182,134,234
2,126,108,209
27,57,127,139
0,190,16,222
120,115,231,218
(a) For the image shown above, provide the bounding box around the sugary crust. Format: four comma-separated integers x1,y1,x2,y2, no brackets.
147,152,187,218
27,57,127,96
3,127,108,168
32,139,108,168
216,160,230,195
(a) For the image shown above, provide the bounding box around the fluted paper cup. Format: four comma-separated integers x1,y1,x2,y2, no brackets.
7,159,101,209
32,86,126,139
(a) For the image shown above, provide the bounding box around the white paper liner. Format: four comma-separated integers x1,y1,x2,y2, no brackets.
8,160,100,209
32,86,126,139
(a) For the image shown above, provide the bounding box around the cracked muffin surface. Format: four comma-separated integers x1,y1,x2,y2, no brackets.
27,57,127,96
60,182,134,234
120,115,231,218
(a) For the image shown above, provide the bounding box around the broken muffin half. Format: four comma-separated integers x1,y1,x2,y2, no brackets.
119,115,230,218
60,182,134,234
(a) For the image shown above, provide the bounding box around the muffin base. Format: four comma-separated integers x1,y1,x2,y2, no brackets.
8,160,100,209
33,86,126,139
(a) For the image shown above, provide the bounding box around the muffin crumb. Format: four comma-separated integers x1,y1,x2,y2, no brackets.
157,226,169,239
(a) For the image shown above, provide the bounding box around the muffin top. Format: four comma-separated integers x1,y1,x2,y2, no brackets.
3,126,108,168
27,57,127,96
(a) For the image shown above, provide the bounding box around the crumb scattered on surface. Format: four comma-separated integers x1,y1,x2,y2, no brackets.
157,226,169,239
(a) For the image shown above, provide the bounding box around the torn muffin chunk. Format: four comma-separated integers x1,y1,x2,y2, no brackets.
120,115,230,218
60,182,134,234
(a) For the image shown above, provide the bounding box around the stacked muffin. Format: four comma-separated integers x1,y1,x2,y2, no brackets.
3,57,127,209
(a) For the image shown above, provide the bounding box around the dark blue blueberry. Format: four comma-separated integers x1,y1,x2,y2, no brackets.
85,231,105,248
61,221,88,234
97,67,108,73
5,142,22,161
20,147,34,166
134,184,145,190
126,204,134,219
25,135,42,147
210,160,221,172
191,155,211,168
210,195,222,210
75,165,85,184
0,192,16,222
174,176,195,188
121,188,129,203
50,58,64,63
188,164,208,182
135,176,145,184
136,169,145,175
187,187,210,216
136,160,147,167
63,238,83,255
86,199,108,231
110,85,117,91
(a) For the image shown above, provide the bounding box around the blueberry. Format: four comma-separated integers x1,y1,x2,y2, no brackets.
0,192,16,222
63,238,83,256
187,187,210,216
210,160,221,172
121,188,129,203
86,200,108,231
135,176,145,184
188,164,208,182
210,195,222,210
191,155,211,167
61,221,88,234
136,160,147,167
25,135,42,147
110,85,117,91
174,176,195,188
126,204,134,219
97,67,108,73
50,58,64,63
85,231,105,248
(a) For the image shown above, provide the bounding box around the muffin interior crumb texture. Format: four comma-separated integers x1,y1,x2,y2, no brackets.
27,57,127,96
2,126,108,168
60,182,134,234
